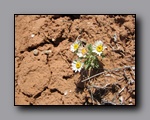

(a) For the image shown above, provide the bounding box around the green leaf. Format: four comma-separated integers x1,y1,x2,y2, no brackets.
101,53,105,58
85,63,90,70
95,63,99,68
87,44,93,53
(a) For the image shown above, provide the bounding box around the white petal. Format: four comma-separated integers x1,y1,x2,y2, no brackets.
70,45,74,52
92,49,97,53
103,45,107,50
78,68,81,72
98,52,102,56
73,61,77,64
95,40,103,46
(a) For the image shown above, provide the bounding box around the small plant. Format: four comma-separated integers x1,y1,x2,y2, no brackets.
70,38,107,73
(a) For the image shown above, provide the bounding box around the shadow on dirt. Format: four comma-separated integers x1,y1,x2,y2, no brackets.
75,60,104,93
52,15,80,21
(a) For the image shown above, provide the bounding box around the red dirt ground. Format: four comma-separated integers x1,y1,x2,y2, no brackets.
15,15,135,105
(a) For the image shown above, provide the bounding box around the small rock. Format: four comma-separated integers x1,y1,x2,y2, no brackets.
130,79,135,84
44,50,52,55
113,33,117,42
52,38,55,41
129,98,132,103
132,91,135,96
119,96,124,104
105,74,111,77
31,34,35,38
69,90,72,93
132,66,135,70
129,103,133,105
128,79,135,85
33,49,39,56
64,91,68,96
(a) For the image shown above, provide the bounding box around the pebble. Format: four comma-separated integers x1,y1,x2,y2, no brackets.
44,50,52,55
119,96,124,104
113,33,117,42
52,38,55,41
33,49,39,56
31,34,35,38
105,74,111,77
130,79,135,84
128,79,135,85
129,98,132,103
64,91,68,96
132,66,135,70
129,103,133,105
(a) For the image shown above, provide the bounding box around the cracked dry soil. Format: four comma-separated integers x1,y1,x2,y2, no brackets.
15,15,135,105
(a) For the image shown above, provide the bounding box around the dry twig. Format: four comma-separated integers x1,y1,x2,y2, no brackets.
101,99,117,105
81,71,105,82
81,66,135,82
118,86,127,96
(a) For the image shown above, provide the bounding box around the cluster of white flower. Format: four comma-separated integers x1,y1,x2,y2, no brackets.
70,39,107,72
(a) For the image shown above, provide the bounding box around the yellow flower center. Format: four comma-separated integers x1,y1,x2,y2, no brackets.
74,44,79,50
96,45,103,52
76,62,81,69
81,48,87,55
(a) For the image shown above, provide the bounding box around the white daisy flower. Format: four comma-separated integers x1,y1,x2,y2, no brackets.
70,40,80,52
92,40,107,56
77,46,87,58
71,60,84,72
